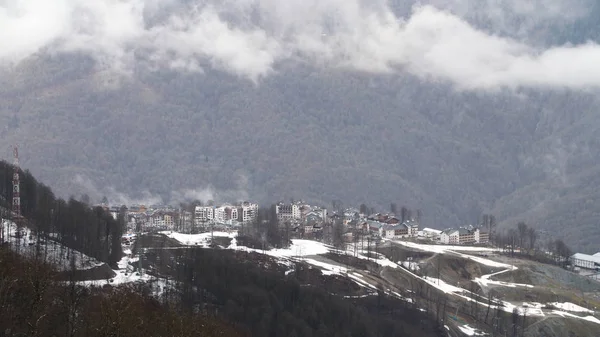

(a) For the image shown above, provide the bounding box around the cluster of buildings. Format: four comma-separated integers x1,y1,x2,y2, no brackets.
273,201,329,236
99,201,259,233
101,200,490,247
194,202,258,224
351,215,420,240
344,211,489,245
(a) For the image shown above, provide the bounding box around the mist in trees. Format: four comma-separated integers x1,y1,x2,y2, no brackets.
491,220,573,268
237,205,290,250
0,160,124,267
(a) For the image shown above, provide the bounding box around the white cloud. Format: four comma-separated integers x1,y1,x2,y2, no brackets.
1,0,600,89
0,0,70,63
170,187,215,205
169,171,250,205
74,174,164,206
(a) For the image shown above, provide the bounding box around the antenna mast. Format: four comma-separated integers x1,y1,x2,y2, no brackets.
12,145,21,219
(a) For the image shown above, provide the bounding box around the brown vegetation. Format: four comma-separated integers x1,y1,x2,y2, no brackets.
0,247,244,337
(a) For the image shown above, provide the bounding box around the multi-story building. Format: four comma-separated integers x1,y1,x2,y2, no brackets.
572,253,600,270
440,229,459,244
195,206,214,223
214,206,226,223
226,206,238,221
239,202,258,223
164,213,175,228
149,212,165,228
440,227,487,245
194,202,257,224
474,228,489,244
421,228,443,240
276,203,301,221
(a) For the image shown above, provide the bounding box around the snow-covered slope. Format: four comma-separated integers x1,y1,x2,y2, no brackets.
1,219,105,271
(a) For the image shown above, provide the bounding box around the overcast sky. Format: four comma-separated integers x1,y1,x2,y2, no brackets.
1,0,599,89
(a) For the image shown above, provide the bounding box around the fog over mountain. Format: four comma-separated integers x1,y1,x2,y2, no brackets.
2,0,600,251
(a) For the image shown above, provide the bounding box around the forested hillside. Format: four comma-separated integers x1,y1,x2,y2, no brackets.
0,160,123,267
138,242,443,337
2,0,600,252
2,58,600,251
0,159,441,337
0,246,243,337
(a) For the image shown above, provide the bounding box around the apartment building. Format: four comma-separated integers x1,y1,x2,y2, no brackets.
276,203,301,221
195,206,214,223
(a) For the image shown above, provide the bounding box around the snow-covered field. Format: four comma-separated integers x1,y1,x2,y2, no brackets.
552,311,600,324
164,233,404,296
394,241,500,253
70,229,600,328
474,268,533,288
161,231,236,247
77,246,177,299
1,220,105,271
550,302,594,314
458,324,486,336
388,237,600,324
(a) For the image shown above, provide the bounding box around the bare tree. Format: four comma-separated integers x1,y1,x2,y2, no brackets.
517,222,528,252
332,222,345,250
554,239,572,268
359,204,368,215
400,207,409,222
527,227,537,254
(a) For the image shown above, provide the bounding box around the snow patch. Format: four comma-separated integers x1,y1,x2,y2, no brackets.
1,220,105,271
550,302,594,314
401,261,420,271
474,268,533,288
394,241,500,253
161,231,235,247
457,324,486,336
552,311,600,325
422,277,465,294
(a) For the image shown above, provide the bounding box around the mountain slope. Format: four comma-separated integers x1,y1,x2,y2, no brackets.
2,55,600,251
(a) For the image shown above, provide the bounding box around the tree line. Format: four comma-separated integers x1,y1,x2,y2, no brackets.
489,219,572,267
0,160,123,267
139,244,443,337
358,203,422,223
0,245,243,337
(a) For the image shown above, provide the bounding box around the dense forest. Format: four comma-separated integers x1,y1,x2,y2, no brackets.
0,246,243,337
0,162,443,337
138,244,444,337
3,54,600,252
0,160,123,267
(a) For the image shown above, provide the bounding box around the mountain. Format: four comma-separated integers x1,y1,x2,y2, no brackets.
2,0,600,252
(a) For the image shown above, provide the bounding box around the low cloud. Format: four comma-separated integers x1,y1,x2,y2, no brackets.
170,187,215,205
1,0,600,89
74,174,249,207
170,172,250,205
74,174,163,206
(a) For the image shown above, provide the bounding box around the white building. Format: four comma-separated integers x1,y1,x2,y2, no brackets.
164,213,175,229
239,202,258,223
227,206,238,221
440,229,459,244
214,206,227,223
440,227,488,245
276,203,301,221
195,206,214,223
572,253,600,270
421,228,442,240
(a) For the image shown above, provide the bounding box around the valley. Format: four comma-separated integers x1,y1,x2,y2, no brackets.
10,221,591,337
